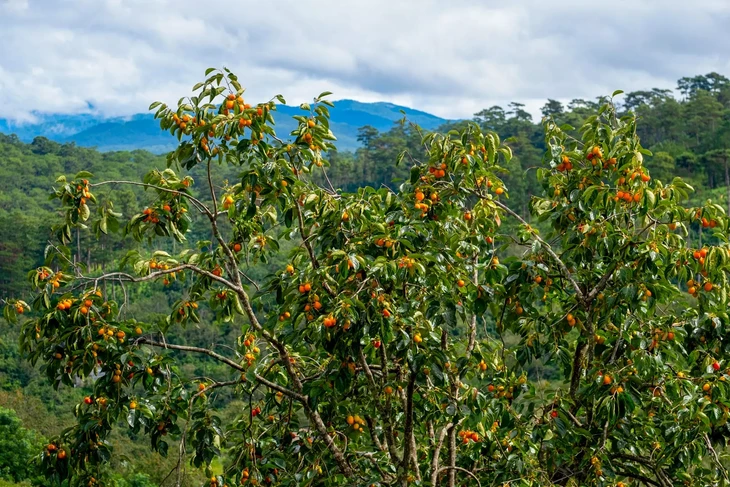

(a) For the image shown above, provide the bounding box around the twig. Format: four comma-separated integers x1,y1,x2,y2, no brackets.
704,433,730,483
434,466,481,487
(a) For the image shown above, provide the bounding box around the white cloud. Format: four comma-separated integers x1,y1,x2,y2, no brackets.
0,0,29,14
0,0,728,123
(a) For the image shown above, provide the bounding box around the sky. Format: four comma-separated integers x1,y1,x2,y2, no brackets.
1,0,729,123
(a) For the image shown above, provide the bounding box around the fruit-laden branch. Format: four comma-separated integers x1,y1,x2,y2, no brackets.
489,198,584,300
90,180,211,216
225,267,354,477
293,197,339,299
136,338,305,402
91,175,355,477
181,172,355,478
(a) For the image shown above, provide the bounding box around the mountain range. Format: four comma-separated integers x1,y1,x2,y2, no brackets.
0,100,449,153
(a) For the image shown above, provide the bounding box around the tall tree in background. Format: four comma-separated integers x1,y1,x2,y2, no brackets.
702,149,730,215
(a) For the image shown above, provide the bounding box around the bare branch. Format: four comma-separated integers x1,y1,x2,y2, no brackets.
320,167,341,198
238,270,261,291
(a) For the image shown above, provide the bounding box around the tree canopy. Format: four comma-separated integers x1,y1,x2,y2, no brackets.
6,69,730,487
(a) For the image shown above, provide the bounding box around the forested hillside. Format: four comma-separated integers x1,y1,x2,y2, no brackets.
329,72,730,215
1,71,729,485
0,100,448,153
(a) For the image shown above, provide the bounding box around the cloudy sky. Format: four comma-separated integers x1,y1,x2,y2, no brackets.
1,0,729,122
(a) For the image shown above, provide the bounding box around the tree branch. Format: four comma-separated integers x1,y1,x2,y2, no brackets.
466,256,478,356
358,347,399,463
90,180,211,216
490,198,584,300
364,415,384,452
704,433,730,483
138,337,246,371
78,264,240,290
207,160,219,217
429,419,463,486
137,338,305,402
569,338,588,398
192,379,240,400
294,197,320,269
612,470,661,487
446,417,457,487
400,370,417,480
434,466,481,487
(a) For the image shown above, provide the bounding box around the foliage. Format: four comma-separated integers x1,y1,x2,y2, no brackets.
0,407,45,483
6,68,730,487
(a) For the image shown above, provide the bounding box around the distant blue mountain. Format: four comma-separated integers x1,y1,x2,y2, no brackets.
0,100,449,153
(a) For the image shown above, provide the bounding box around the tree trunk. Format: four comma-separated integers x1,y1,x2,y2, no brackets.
447,425,456,487
723,154,730,215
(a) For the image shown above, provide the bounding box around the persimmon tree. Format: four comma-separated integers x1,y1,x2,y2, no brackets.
8,69,730,487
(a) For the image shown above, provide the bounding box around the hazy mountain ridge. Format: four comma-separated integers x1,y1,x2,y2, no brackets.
0,100,449,153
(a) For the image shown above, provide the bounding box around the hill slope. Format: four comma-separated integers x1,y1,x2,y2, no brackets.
0,100,449,153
